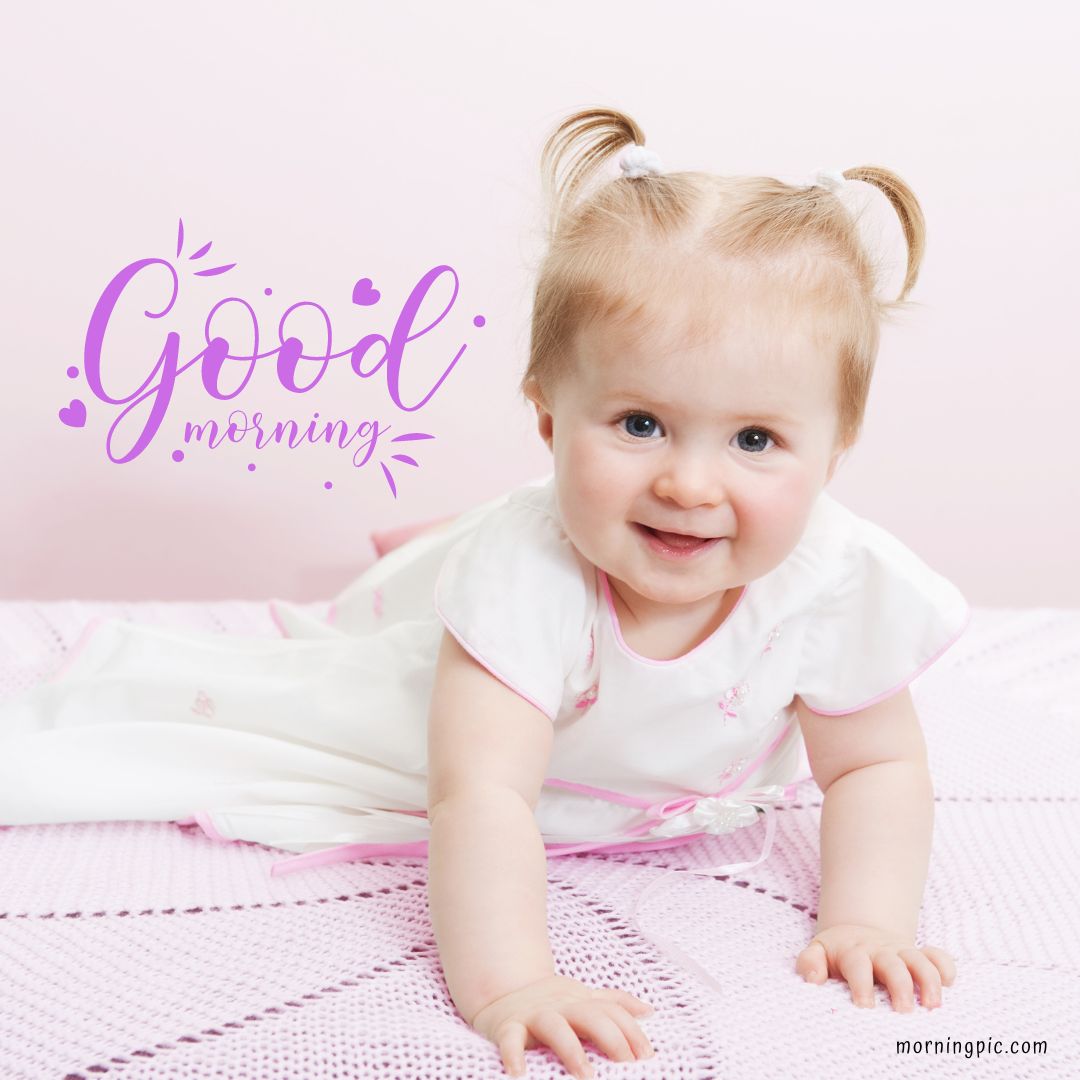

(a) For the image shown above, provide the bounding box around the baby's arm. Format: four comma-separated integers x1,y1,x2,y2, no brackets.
792,688,957,1011
426,629,654,1078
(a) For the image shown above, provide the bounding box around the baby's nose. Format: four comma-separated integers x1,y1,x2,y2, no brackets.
653,458,726,508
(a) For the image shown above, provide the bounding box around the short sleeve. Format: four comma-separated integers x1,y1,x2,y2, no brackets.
796,518,972,716
433,498,589,721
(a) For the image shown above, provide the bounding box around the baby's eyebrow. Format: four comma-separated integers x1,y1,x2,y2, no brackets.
604,392,802,426
726,411,801,425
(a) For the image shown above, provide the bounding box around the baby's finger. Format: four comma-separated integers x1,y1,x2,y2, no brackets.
529,1010,594,1080
898,948,943,1008
837,946,876,1008
920,945,957,986
588,999,655,1060
872,951,915,1012
592,987,655,1016
496,1020,529,1077
563,1001,637,1064
796,939,829,982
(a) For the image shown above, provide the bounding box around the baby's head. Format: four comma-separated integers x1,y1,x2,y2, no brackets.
520,107,926,616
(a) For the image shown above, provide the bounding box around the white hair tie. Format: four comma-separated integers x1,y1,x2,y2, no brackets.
810,167,848,192
620,144,665,179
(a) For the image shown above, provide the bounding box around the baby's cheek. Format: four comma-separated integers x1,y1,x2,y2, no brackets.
574,466,610,506
742,480,817,548
566,443,624,506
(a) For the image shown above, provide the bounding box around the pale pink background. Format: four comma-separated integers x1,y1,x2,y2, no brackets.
1,1,1076,604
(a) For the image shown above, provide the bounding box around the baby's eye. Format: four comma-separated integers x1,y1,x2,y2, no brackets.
735,427,776,453
618,412,664,439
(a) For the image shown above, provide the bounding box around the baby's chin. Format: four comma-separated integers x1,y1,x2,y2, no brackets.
640,582,736,608
606,566,740,608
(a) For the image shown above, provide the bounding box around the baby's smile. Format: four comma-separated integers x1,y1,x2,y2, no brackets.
632,521,727,561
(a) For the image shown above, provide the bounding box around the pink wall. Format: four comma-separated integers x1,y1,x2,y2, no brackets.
3,1,1076,605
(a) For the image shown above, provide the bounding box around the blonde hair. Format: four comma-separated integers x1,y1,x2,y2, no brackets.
519,106,927,452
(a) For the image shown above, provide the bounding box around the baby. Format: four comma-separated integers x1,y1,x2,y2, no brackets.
426,107,966,1077
0,106,970,1080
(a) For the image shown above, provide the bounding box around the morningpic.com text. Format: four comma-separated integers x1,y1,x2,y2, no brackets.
897,1037,1048,1060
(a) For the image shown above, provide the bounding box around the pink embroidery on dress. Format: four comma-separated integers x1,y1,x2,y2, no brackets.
717,680,750,723
575,682,599,710
190,690,216,719
586,629,595,667
762,622,784,655
373,588,383,618
715,756,748,785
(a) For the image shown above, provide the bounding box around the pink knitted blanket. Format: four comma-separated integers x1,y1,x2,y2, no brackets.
1,600,1077,1078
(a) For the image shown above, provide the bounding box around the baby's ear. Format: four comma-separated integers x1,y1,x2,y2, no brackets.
522,376,544,410
534,404,555,451
522,378,555,449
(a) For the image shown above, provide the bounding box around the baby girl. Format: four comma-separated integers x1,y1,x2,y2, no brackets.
425,108,967,1076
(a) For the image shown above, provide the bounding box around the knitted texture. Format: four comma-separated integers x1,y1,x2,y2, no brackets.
1,600,1078,1078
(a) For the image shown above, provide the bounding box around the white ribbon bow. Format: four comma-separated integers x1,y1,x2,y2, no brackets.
810,167,847,192
620,144,665,179
645,783,790,840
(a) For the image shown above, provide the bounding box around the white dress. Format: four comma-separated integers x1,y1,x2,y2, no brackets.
0,472,972,879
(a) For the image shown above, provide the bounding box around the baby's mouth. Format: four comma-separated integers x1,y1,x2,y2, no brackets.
636,523,723,549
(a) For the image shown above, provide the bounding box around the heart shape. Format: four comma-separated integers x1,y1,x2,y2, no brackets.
352,277,381,306
59,398,87,428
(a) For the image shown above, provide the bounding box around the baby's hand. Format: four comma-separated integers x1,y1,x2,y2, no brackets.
468,973,656,1079
796,924,956,1011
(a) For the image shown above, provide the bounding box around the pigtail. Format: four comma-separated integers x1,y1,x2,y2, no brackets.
540,107,645,240
843,166,927,304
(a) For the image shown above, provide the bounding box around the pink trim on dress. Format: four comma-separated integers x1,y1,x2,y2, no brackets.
266,826,789,877
47,615,109,683
597,569,750,666
803,602,974,716
433,600,557,722
193,810,229,842
267,601,290,638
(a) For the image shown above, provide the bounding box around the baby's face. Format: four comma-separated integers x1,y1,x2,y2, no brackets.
527,302,845,622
